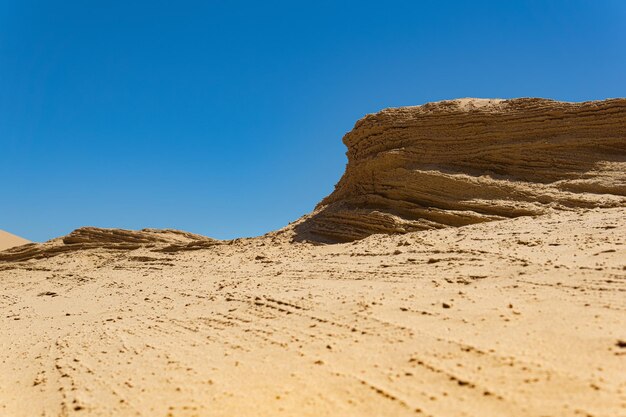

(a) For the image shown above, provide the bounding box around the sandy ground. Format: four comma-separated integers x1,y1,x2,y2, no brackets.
0,208,624,417
0,230,30,252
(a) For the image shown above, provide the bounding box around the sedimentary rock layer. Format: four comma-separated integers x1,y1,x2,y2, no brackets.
295,98,626,242
62,227,209,245
0,227,217,262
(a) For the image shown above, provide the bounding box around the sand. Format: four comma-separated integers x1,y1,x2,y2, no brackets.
0,208,624,416
0,229,30,252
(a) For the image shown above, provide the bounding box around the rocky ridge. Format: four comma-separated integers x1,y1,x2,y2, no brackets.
0,227,217,263
294,98,626,242
2,97,625,259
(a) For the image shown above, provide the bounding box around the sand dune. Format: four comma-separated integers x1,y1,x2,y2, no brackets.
1,98,625,417
0,229,30,251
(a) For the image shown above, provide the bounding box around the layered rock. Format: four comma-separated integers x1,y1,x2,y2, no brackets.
0,227,217,262
2,97,625,256
295,98,626,242
61,227,209,245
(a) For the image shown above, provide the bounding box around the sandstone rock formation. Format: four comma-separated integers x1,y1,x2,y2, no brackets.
295,98,626,242
0,227,217,262
61,227,209,245
3,97,624,259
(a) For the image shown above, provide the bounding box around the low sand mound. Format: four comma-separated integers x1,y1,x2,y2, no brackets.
294,98,626,242
0,229,30,252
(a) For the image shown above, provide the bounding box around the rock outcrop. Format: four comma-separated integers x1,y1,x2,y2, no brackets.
2,97,625,257
0,227,217,262
295,98,626,242
61,227,209,245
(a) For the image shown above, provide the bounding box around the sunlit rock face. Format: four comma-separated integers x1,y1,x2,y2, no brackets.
0,227,217,262
296,98,626,242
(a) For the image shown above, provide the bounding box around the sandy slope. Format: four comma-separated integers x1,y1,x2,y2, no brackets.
1,208,624,417
0,229,30,251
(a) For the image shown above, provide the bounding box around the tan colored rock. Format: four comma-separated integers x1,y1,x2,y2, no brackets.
0,227,216,262
295,98,626,242
62,226,210,245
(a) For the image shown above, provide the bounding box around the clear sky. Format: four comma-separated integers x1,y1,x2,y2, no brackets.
1,1,625,242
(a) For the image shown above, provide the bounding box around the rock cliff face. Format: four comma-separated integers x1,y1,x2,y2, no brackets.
295,98,626,242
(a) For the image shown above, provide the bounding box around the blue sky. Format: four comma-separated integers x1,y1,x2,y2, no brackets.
1,1,625,242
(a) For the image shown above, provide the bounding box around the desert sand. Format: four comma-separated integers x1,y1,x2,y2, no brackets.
0,230,30,252
1,98,625,417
